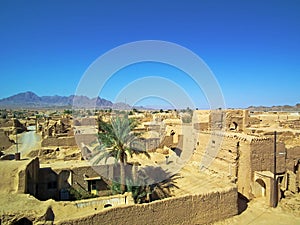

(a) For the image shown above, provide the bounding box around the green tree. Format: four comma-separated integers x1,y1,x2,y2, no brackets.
94,116,150,193
64,109,72,115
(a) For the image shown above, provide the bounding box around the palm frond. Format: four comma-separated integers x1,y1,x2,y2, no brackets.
91,145,116,165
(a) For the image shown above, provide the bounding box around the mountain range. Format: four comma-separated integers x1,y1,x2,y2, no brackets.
1,91,299,111
0,91,114,109
247,104,300,112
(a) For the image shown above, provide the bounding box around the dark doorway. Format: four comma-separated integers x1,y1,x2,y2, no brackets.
12,217,33,225
230,122,238,131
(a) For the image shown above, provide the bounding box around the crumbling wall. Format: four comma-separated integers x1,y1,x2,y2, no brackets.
0,129,13,150
286,170,298,193
18,158,39,195
248,116,261,127
192,132,240,179
190,131,285,200
74,118,97,126
13,119,27,133
57,187,238,225
131,138,160,152
209,110,225,130
224,110,249,132
193,110,249,132
41,136,77,147
279,120,300,129
286,146,300,171
0,118,13,128
75,134,98,146
193,122,209,131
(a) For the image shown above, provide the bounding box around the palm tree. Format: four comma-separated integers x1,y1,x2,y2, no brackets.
93,115,150,194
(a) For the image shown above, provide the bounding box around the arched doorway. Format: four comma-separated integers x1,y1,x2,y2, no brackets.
254,178,266,198
229,122,238,131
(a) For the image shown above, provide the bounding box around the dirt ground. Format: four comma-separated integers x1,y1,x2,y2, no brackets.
214,195,300,225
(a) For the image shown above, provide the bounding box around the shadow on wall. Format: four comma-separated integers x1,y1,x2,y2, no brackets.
237,192,249,215
45,207,55,223
171,147,182,157
136,166,180,202
37,168,71,201
11,217,32,225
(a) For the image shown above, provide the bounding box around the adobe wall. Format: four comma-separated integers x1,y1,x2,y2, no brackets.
41,136,77,147
75,133,98,146
223,110,249,132
73,193,133,209
192,131,253,198
193,110,249,132
66,166,110,193
18,157,39,195
280,119,300,129
159,136,173,148
191,132,241,179
249,112,300,129
250,140,286,175
0,129,13,150
236,139,251,198
286,146,300,171
253,172,273,206
37,167,59,200
192,110,210,132
57,187,238,225
191,131,282,200
74,118,97,126
0,118,13,127
131,138,161,151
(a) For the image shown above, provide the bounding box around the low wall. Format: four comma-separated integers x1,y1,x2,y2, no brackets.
41,136,77,147
74,194,130,208
57,187,238,225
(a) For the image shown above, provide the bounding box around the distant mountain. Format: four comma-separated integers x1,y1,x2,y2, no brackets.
247,104,300,112
0,91,114,109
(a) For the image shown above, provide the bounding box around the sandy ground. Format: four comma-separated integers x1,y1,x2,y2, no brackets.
214,197,300,225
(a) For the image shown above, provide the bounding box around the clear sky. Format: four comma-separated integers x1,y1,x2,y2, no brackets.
0,0,299,108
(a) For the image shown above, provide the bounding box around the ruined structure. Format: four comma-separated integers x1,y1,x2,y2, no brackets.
191,109,300,207
1,108,300,224
0,129,13,151
36,115,77,148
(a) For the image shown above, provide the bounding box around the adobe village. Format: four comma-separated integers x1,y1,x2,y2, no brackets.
1,107,300,224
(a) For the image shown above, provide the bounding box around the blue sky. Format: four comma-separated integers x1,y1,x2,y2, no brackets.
0,0,299,108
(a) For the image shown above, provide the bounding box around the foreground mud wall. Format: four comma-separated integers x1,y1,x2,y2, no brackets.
57,187,238,225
